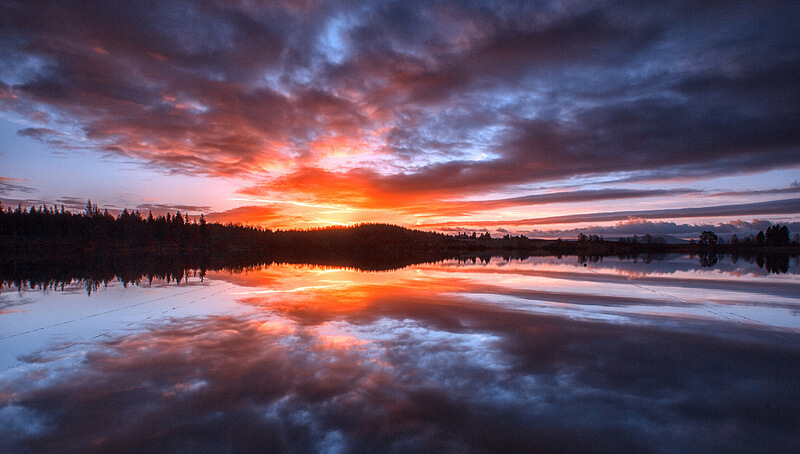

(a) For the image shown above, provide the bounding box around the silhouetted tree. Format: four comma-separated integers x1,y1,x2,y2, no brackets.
764,224,790,247
698,231,718,249
699,253,718,267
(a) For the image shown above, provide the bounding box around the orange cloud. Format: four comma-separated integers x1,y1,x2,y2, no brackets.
205,205,298,225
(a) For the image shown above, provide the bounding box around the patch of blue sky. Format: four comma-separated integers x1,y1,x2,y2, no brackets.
489,90,553,121
0,118,237,212
255,68,293,97
317,14,352,66
0,53,50,86
693,170,800,194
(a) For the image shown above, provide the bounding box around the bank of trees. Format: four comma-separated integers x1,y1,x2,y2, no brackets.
723,224,794,250
0,201,462,270
2,201,798,263
0,200,217,246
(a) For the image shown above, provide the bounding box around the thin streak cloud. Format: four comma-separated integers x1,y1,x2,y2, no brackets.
422,198,800,228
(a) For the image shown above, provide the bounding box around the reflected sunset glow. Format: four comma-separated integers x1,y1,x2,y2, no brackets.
1,257,799,451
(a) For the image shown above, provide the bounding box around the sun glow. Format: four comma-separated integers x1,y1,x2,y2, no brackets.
229,197,354,212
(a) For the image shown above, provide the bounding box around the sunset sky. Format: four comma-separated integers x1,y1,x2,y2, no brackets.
1,0,799,238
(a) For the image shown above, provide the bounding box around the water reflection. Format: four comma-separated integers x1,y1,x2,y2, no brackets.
3,252,798,296
1,257,800,452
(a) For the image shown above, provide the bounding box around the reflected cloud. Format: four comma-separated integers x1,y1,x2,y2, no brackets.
0,294,36,314
2,297,799,452
0,256,800,452
2,257,800,451
414,261,800,301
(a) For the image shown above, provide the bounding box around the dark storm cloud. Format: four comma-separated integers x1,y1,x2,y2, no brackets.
1,0,799,199
339,4,663,107
316,0,800,194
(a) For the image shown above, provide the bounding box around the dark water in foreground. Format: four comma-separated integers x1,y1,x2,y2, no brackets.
1,255,799,453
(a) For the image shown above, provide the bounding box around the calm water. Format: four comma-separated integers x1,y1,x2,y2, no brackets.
2,256,799,453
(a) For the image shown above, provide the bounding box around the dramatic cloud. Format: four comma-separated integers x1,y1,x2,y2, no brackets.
205,204,299,225
404,188,698,217
1,0,799,226
241,168,698,212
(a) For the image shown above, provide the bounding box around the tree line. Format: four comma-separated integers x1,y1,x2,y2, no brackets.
0,200,466,270
1,200,213,245
696,224,795,250
2,200,797,264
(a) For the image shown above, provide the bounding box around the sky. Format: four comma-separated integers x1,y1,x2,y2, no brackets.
1,0,799,238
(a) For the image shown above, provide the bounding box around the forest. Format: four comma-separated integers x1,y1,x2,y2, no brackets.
1,200,798,288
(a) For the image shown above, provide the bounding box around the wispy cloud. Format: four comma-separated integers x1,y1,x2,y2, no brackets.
205,205,301,225
136,203,212,214
0,177,34,195
421,198,800,228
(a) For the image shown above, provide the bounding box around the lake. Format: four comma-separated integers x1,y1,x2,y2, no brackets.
2,255,799,453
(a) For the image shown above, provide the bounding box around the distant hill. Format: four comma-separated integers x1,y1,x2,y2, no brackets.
268,223,452,253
